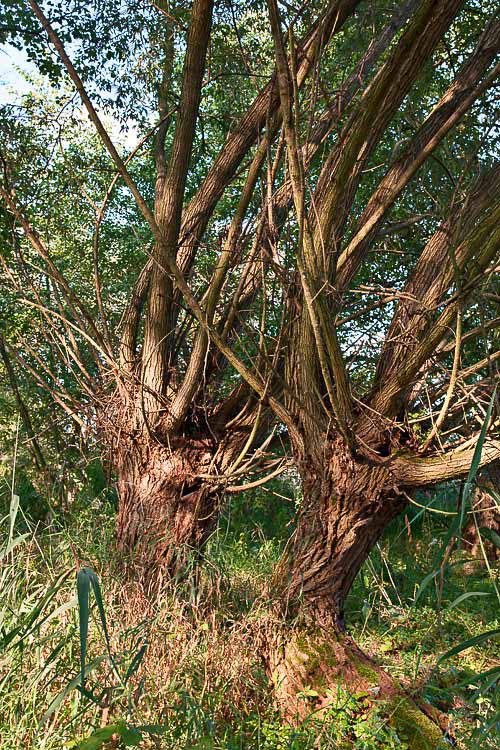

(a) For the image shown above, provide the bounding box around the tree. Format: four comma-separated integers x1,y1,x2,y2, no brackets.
2,0,368,586
1,0,499,739
258,0,500,720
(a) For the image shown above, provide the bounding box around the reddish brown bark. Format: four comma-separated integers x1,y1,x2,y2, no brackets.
102,382,262,587
463,462,500,562
266,625,395,718
262,437,446,746
115,434,219,588
273,438,407,628
264,624,446,748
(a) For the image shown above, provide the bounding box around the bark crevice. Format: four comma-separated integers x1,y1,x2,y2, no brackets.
110,419,221,589
274,437,407,627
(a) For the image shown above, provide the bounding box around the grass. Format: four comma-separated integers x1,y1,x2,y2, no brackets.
1,475,499,749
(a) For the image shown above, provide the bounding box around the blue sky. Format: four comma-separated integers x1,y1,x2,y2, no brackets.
0,41,139,149
0,44,34,104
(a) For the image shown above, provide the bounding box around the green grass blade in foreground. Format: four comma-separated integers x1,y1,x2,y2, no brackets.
414,388,499,600
8,492,19,543
1,569,72,652
437,627,500,663
463,387,497,491
445,590,490,612
77,568,91,689
444,664,500,692
40,655,108,725
124,642,148,684
442,387,497,558
77,566,121,691
1,493,30,559
413,559,471,606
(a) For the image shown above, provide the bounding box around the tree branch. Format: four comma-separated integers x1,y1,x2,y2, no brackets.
336,20,500,293
312,0,465,279
394,438,500,486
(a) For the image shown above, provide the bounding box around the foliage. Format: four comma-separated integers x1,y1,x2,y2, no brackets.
1,2,499,748
1,466,499,749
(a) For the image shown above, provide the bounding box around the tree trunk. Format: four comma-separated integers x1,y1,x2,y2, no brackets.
275,440,406,628
115,433,219,590
265,438,446,747
462,461,500,562
265,626,446,748
101,385,261,591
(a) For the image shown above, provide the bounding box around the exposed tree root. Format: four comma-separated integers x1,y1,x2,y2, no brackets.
265,625,449,749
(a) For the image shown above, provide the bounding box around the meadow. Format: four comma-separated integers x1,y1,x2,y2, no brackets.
1,467,499,749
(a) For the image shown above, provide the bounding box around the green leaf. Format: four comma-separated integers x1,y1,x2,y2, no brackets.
87,567,112,657
120,726,143,746
124,642,148,684
445,591,490,611
135,724,169,735
2,570,72,653
77,724,122,750
437,387,498,560
76,567,115,688
76,722,143,749
414,568,439,604
40,655,107,725
478,526,500,550
465,386,497,490
437,627,500,663
76,568,91,689
1,532,29,560
8,493,19,542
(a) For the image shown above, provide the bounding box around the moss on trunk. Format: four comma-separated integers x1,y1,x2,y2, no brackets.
267,627,447,749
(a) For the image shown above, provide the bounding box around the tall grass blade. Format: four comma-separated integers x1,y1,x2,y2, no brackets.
87,567,112,658
40,655,107,725
436,387,497,562
76,566,118,689
77,567,91,689
445,590,490,611
437,627,500,663
8,493,19,544
124,642,148,684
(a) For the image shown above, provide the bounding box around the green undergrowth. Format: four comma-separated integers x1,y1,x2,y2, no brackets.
1,478,499,749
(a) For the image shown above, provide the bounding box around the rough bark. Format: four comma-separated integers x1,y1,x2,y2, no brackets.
142,0,214,406
263,436,447,747
462,461,500,562
102,383,264,587
265,627,446,750
115,433,219,589
274,437,407,627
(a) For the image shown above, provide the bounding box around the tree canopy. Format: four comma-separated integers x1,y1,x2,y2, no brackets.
1,1,499,742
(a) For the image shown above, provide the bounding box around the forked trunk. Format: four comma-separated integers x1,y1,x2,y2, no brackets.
115,435,219,590
266,439,446,747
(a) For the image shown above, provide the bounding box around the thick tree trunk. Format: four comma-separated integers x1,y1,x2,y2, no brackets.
101,385,260,591
275,441,406,628
115,434,219,589
266,626,446,747
265,438,446,747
